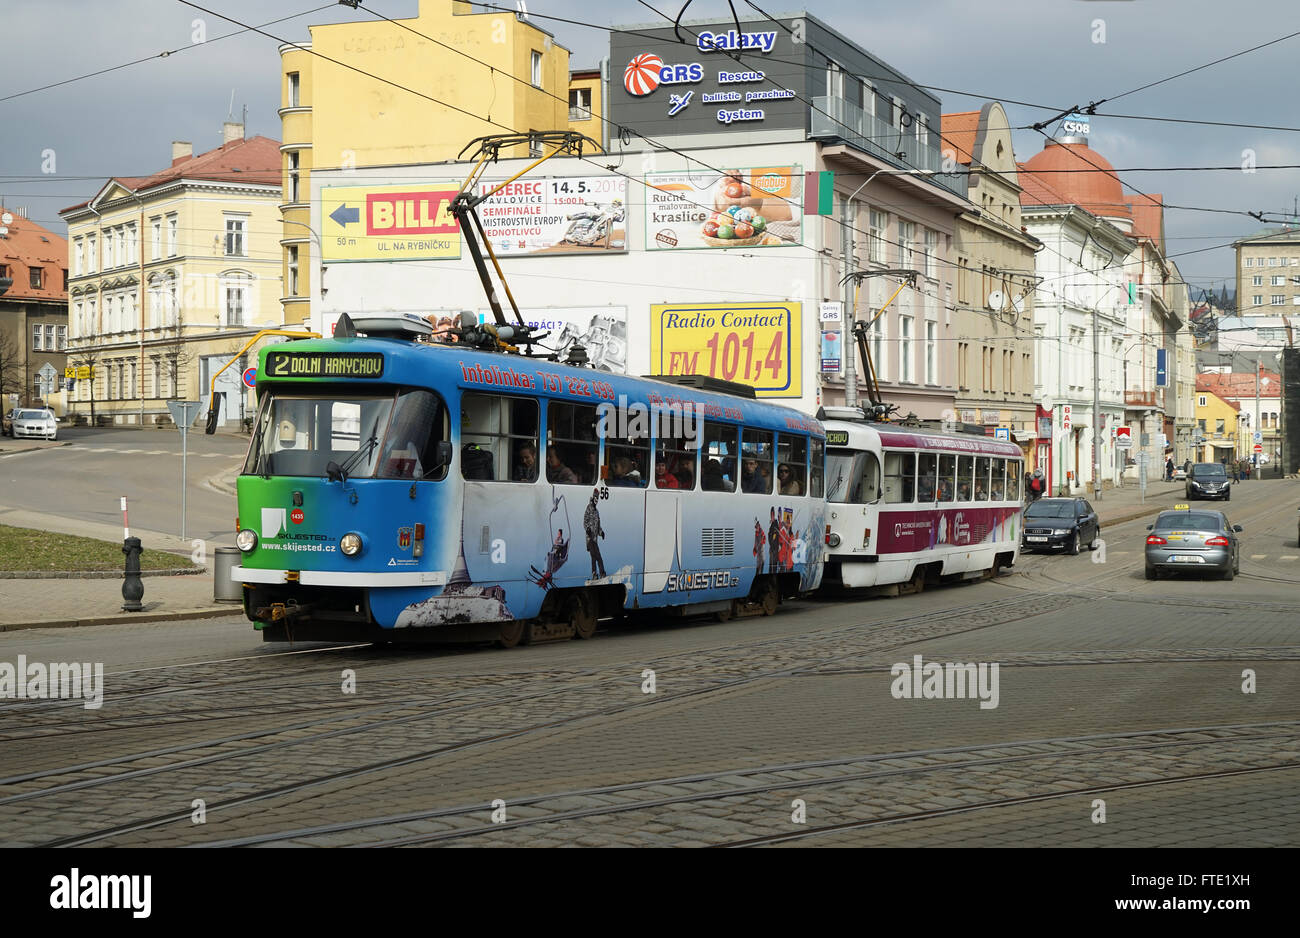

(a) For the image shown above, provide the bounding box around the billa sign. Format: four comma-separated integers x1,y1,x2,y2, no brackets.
321,183,461,262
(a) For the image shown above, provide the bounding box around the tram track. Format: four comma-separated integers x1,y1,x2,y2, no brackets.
159,722,1297,847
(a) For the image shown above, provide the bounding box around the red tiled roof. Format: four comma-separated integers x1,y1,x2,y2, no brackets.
62,135,281,214
1129,192,1164,248
1196,370,1281,399
0,209,67,302
939,110,980,166
1017,161,1076,207
1021,140,1132,219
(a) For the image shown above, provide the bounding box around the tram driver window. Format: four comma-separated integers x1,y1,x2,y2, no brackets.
917,453,937,502
937,454,956,502
827,449,880,504
882,452,914,503
379,390,450,480
546,401,598,485
701,421,738,492
777,434,807,497
460,393,538,482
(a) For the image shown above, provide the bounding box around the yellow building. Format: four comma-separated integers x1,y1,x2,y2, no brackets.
60,125,284,427
1193,385,1240,464
567,67,605,145
278,0,574,325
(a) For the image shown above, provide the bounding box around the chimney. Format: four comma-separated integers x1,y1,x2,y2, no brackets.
172,141,193,164
222,121,245,145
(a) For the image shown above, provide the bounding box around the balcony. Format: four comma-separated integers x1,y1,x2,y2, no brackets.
1124,390,1157,408
809,96,966,196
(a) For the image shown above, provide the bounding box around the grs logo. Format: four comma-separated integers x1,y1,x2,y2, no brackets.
624,52,702,96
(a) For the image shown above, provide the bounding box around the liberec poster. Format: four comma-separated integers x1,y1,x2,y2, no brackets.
644,166,803,251
475,176,628,256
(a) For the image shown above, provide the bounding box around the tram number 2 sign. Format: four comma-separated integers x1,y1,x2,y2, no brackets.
650,302,801,398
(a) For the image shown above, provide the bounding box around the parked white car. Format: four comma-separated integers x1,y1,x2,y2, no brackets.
11,408,58,440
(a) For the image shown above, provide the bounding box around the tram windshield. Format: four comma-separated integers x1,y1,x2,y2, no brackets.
243,388,448,480
826,449,881,504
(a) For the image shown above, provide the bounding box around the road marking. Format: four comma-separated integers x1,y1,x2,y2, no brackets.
1250,554,1268,560
1280,556,1299,562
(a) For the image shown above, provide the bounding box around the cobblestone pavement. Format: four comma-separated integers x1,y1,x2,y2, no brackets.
0,479,1295,847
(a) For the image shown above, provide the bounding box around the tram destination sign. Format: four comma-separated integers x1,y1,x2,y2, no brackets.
264,351,385,379
824,430,850,446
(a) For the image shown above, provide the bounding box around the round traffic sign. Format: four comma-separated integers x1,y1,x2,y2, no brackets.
241,366,257,389
1254,443,1263,453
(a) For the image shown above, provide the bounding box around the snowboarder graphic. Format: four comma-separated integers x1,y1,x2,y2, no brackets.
753,519,766,576
527,491,571,590
778,511,794,571
767,507,780,573
585,489,606,579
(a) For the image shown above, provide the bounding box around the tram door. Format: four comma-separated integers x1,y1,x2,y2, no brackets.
643,490,680,593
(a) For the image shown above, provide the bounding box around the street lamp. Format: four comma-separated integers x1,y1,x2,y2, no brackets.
840,168,935,407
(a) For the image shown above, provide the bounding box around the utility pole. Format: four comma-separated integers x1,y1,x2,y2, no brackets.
1092,304,1101,501
1255,357,1261,474
842,194,857,407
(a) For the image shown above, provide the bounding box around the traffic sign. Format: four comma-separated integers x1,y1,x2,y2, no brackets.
1254,443,1263,453
242,366,257,389
994,427,1010,441
1115,425,1132,448
1254,431,1262,443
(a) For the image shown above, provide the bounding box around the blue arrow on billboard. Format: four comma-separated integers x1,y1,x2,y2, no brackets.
330,203,360,227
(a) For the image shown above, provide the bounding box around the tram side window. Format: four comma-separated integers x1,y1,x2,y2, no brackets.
809,437,825,499
974,457,991,501
917,453,937,501
654,409,696,490
937,454,956,502
701,421,738,492
883,452,915,503
1006,461,1021,500
777,434,807,496
460,393,538,482
957,455,974,501
546,401,598,485
740,428,774,494
379,390,450,481
990,459,1005,500
605,412,650,489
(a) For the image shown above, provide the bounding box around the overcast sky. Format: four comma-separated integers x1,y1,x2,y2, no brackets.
4,0,1298,297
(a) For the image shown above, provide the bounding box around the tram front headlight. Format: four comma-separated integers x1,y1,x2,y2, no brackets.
236,528,258,552
340,532,363,557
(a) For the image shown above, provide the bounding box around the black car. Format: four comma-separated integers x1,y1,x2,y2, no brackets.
1021,497,1101,555
1185,462,1231,501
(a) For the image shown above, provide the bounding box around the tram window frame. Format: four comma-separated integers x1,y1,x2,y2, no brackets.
826,448,879,504
917,453,937,502
460,393,539,483
545,401,599,486
1006,460,1021,500
990,459,1006,500
957,455,974,501
974,456,991,501
701,421,738,492
740,428,774,495
378,389,451,481
777,434,807,497
883,451,915,503
244,390,398,479
937,453,956,502
809,437,825,499
655,409,696,490
605,413,650,489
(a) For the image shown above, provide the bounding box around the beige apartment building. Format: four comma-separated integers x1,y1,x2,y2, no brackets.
942,103,1041,459
1235,225,1300,318
60,124,283,427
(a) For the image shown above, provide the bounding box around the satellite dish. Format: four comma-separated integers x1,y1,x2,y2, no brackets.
987,291,1004,311
0,213,11,225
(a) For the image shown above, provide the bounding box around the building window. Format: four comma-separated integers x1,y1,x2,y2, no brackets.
1198,394,1207,407
1245,257,1254,267
32,324,42,350
957,341,968,388
1272,294,1284,306
1215,418,1225,435
899,315,913,382
1272,275,1284,286
151,359,160,398
1252,295,1263,307
870,315,886,382
869,210,886,264
897,221,914,268
826,62,844,99
915,112,929,147
925,321,936,385
148,278,162,329
86,234,97,273
167,214,177,256
224,216,246,257
287,151,300,203
1253,275,1263,286
116,227,126,267
530,51,542,88
287,71,300,107
891,96,904,130
1003,349,1012,392
287,246,300,296
568,88,591,121
223,275,248,326
127,223,137,264
73,238,83,276
923,229,937,278
528,132,543,158
1268,257,1277,266
860,79,874,118
29,267,43,289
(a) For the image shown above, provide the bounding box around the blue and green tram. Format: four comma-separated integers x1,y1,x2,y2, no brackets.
233,323,826,645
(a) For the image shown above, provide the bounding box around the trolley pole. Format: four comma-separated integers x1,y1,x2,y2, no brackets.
1092,304,1102,501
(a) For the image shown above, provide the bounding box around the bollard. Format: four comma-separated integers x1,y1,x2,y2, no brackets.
122,537,144,612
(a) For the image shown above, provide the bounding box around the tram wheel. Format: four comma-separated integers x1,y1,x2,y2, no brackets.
907,568,926,594
497,619,526,649
567,593,598,640
759,580,779,616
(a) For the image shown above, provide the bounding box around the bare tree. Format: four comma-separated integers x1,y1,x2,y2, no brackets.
0,328,24,406
160,322,193,403
67,346,102,424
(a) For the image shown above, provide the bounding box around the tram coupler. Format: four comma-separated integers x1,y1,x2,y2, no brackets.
255,601,312,625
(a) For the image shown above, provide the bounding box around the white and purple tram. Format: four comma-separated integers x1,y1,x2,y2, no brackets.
819,409,1025,591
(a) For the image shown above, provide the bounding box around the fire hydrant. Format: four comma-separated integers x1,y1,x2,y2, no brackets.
122,537,144,612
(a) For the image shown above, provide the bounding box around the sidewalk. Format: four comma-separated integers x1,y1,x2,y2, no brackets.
0,571,240,632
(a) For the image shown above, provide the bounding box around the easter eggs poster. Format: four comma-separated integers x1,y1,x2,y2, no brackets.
645,166,803,251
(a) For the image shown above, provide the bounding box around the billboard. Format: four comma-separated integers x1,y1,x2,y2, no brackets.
476,176,627,257
650,302,801,397
645,166,803,251
462,307,628,373
321,183,461,262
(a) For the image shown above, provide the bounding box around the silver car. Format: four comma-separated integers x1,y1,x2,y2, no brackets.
11,408,58,441
1145,506,1242,581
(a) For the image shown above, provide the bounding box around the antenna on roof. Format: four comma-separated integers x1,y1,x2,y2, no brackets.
228,88,236,121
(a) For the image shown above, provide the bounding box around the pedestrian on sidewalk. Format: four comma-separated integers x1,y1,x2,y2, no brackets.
1164,456,1174,482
